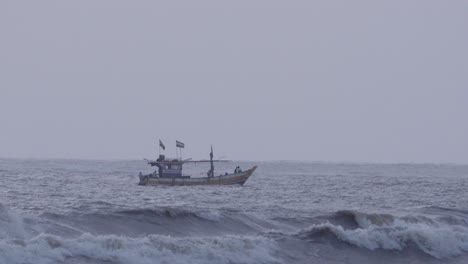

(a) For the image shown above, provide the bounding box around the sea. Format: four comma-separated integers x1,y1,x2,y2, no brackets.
0,158,467,264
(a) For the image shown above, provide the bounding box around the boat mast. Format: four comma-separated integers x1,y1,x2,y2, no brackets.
208,145,214,177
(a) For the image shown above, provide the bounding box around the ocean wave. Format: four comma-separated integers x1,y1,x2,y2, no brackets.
325,209,468,229
298,210,468,259
333,210,397,228
40,206,225,223
0,233,279,264
110,207,277,234
116,207,222,221
0,204,28,239
419,206,468,226
36,206,273,238
39,206,225,228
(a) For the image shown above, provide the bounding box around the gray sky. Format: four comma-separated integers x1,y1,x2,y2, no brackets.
1,1,467,163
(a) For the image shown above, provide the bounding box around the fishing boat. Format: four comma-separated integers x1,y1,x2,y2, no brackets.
138,141,256,186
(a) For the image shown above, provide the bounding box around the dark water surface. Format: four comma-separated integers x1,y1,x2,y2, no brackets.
1,159,467,263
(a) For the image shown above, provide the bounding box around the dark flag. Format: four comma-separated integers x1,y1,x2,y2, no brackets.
159,139,165,150
176,140,185,148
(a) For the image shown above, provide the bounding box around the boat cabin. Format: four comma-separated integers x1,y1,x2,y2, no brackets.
148,155,190,178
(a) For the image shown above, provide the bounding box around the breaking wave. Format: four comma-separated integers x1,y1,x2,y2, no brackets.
0,205,279,264
297,209,468,259
2,202,468,262
0,233,279,264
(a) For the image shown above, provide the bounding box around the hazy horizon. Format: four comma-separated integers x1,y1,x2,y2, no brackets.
2,156,468,166
1,1,467,164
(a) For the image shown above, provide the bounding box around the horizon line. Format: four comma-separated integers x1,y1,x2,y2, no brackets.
0,155,466,166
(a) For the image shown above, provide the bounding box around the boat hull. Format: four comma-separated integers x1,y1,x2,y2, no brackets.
139,166,257,186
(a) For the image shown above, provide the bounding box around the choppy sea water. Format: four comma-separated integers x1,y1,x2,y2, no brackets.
0,158,467,264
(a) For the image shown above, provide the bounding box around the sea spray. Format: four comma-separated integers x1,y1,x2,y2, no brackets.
0,204,28,239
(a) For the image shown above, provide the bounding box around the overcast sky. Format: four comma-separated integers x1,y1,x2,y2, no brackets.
1,1,467,163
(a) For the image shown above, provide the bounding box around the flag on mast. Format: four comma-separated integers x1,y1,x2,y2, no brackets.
176,140,185,148
159,139,166,150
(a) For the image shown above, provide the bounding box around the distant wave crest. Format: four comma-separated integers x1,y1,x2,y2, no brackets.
116,207,222,221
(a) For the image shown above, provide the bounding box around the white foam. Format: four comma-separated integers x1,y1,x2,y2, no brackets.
0,233,279,264
192,209,223,222
0,205,28,239
303,220,468,259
